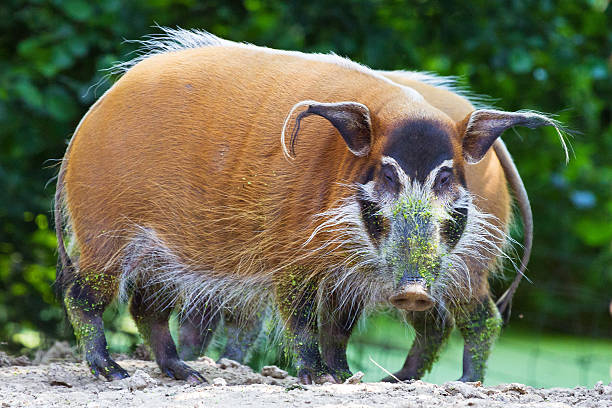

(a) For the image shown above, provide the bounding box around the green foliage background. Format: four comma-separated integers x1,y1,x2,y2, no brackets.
1,0,611,352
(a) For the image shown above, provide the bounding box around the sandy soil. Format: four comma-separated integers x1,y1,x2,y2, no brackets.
1,346,611,407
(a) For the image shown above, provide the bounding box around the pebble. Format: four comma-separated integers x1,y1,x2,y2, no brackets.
499,383,529,395
593,380,612,396
213,377,227,386
218,358,241,369
118,369,158,391
344,371,365,384
261,365,288,379
0,351,30,367
443,381,485,399
35,341,78,364
197,356,217,366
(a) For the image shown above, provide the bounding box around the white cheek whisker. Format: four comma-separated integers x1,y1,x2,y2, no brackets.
301,192,393,319
430,187,517,310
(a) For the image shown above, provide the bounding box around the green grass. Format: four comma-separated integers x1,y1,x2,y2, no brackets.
347,313,612,388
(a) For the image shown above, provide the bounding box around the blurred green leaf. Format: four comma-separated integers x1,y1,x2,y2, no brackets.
62,0,94,22
45,85,78,122
509,48,534,74
574,218,612,246
14,79,43,109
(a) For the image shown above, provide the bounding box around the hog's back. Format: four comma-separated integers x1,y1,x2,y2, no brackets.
64,47,399,275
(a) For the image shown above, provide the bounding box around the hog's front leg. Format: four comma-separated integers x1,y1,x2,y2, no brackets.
382,310,452,382
454,296,502,382
275,273,335,384
318,295,363,382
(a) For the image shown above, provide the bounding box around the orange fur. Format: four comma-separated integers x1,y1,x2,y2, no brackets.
63,46,464,294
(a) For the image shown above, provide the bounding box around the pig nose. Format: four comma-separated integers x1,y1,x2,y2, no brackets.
389,284,434,311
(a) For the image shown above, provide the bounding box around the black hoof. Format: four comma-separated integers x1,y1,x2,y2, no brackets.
297,368,337,385
381,370,416,383
458,374,482,383
330,369,353,383
89,357,130,381
161,360,207,384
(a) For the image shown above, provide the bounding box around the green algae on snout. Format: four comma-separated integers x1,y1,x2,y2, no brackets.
386,196,441,286
391,196,434,221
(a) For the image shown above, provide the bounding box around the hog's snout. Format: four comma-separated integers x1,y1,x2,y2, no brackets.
389,284,434,311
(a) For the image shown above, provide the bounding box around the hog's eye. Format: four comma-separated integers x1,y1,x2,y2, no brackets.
382,165,397,185
435,167,453,190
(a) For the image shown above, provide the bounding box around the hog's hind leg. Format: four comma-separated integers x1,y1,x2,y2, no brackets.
382,309,452,382
178,298,221,361
130,285,207,384
276,274,335,385
454,296,502,382
64,275,129,380
219,309,263,363
178,301,263,364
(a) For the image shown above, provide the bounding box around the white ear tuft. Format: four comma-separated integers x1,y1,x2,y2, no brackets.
462,109,570,164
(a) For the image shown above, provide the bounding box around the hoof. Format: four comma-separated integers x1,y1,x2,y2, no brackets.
330,369,353,383
458,374,482,383
381,369,416,383
297,369,338,385
161,360,207,384
89,358,130,381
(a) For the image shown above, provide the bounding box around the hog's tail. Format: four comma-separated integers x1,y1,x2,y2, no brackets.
54,146,75,302
493,139,533,323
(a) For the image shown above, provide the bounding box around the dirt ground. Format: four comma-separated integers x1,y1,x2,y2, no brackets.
1,345,611,407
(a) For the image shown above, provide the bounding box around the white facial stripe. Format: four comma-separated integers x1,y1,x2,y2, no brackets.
381,156,410,190
382,156,453,192
425,159,454,186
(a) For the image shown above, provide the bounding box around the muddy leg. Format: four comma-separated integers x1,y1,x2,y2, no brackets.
219,310,263,363
318,295,362,382
276,274,335,385
64,277,129,380
455,296,502,382
383,309,452,382
130,287,207,384
178,299,221,361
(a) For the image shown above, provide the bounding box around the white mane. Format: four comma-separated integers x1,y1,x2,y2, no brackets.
108,25,423,101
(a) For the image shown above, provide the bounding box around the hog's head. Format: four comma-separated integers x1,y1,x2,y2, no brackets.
284,100,566,312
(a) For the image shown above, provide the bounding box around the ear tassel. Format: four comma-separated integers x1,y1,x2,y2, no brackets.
514,109,571,164
463,109,571,164
280,100,372,160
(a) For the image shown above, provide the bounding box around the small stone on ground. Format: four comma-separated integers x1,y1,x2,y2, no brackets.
261,365,288,379
344,371,365,384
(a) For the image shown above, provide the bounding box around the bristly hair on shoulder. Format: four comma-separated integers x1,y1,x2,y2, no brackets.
108,25,229,76
379,70,498,110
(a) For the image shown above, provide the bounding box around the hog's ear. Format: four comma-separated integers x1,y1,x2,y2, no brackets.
282,101,372,158
461,109,569,164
